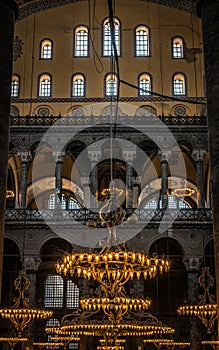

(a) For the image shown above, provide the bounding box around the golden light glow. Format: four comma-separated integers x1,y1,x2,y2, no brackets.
172,187,195,197
0,271,53,333
0,337,27,350
6,190,15,199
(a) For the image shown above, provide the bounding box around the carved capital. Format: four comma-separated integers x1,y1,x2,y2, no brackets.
157,150,172,163
183,256,203,272
18,151,31,163
88,150,101,162
123,149,136,163
53,152,66,163
192,149,206,162
23,256,41,272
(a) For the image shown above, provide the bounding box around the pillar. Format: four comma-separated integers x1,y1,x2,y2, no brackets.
54,153,65,209
197,0,219,336
81,177,91,208
183,257,203,350
123,149,136,209
158,151,169,209
192,149,206,208
0,0,18,302
23,256,41,347
88,150,101,209
18,152,30,209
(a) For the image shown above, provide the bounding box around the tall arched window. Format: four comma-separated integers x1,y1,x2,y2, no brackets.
72,74,85,97
40,39,53,59
138,73,152,96
172,36,184,59
66,281,80,308
173,73,187,96
38,73,52,97
11,74,20,97
44,275,63,308
135,25,150,57
103,17,121,56
74,25,89,57
105,73,118,96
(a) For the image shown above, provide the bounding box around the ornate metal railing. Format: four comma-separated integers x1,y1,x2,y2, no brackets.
5,208,212,223
10,115,207,127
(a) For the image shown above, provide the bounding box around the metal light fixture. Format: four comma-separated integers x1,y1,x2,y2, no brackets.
177,267,217,333
202,341,219,350
33,342,64,350
172,179,195,198
0,337,27,350
50,336,80,350
0,270,53,334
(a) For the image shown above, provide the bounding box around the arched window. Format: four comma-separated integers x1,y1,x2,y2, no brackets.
172,36,184,59
48,194,80,210
40,39,53,59
144,195,190,209
38,73,52,97
72,74,85,97
66,281,80,308
105,73,118,96
44,275,63,308
103,17,121,56
11,75,20,97
135,25,150,57
138,73,152,96
173,73,187,96
74,25,89,57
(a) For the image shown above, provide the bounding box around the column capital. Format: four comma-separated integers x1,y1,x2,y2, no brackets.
23,256,41,272
88,150,101,162
157,150,172,163
122,149,136,162
192,149,206,162
18,151,31,163
183,256,203,272
53,152,65,163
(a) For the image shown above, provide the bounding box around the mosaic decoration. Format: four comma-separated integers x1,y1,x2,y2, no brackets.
13,35,24,61
173,105,187,116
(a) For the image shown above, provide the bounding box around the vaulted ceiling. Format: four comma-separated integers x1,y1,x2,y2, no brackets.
16,0,199,21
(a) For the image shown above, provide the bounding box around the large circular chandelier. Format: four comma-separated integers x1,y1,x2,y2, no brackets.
55,251,170,297
0,270,53,334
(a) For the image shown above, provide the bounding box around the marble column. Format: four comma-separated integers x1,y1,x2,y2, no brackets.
183,257,203,350
197,0,219,336
192,149,206,208
54,153,65,209
88,150,101,209
158,151,169,209
81,177,90,208
0,0,18,302
18,152,30,209
23,256,41,347
123,149,136,209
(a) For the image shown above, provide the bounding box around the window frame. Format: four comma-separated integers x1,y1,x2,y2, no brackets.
73,25,89,57
172,72,187,96
102,17,122,57
171,36,185,59
71,73,86,98
39,38,53,60
134,25,151,57
104,72,118,97
138,72,152,96
11,74,20,98
38,73,52,98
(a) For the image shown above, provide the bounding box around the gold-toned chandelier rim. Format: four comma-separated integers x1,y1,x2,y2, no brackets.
97,346,124,350
172,187,195,197
0,337,27,342
6,190,15,199
101,188,124,197
80,296,151,312
177,303,217,315
0,308,53,318
33,342,64,347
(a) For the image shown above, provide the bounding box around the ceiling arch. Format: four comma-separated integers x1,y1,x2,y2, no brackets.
16,0,198,21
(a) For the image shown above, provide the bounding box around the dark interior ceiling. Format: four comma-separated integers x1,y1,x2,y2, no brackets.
16,0,199,21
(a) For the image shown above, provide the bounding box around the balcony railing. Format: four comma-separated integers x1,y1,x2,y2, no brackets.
5,208,212,223
10,115,207,127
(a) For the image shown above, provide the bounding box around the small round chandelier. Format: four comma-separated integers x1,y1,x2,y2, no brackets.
0,337,27,350
0,270,53,334
177,267,217,333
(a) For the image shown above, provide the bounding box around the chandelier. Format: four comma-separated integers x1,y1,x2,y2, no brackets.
143,340,190,350
0,337,27,350
202,341,219,350
0,270,53,334
177,267,217,333
172,179,195,198
55,251,170,298
50,336,80,350
33,342,64,350
6,190,15,199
